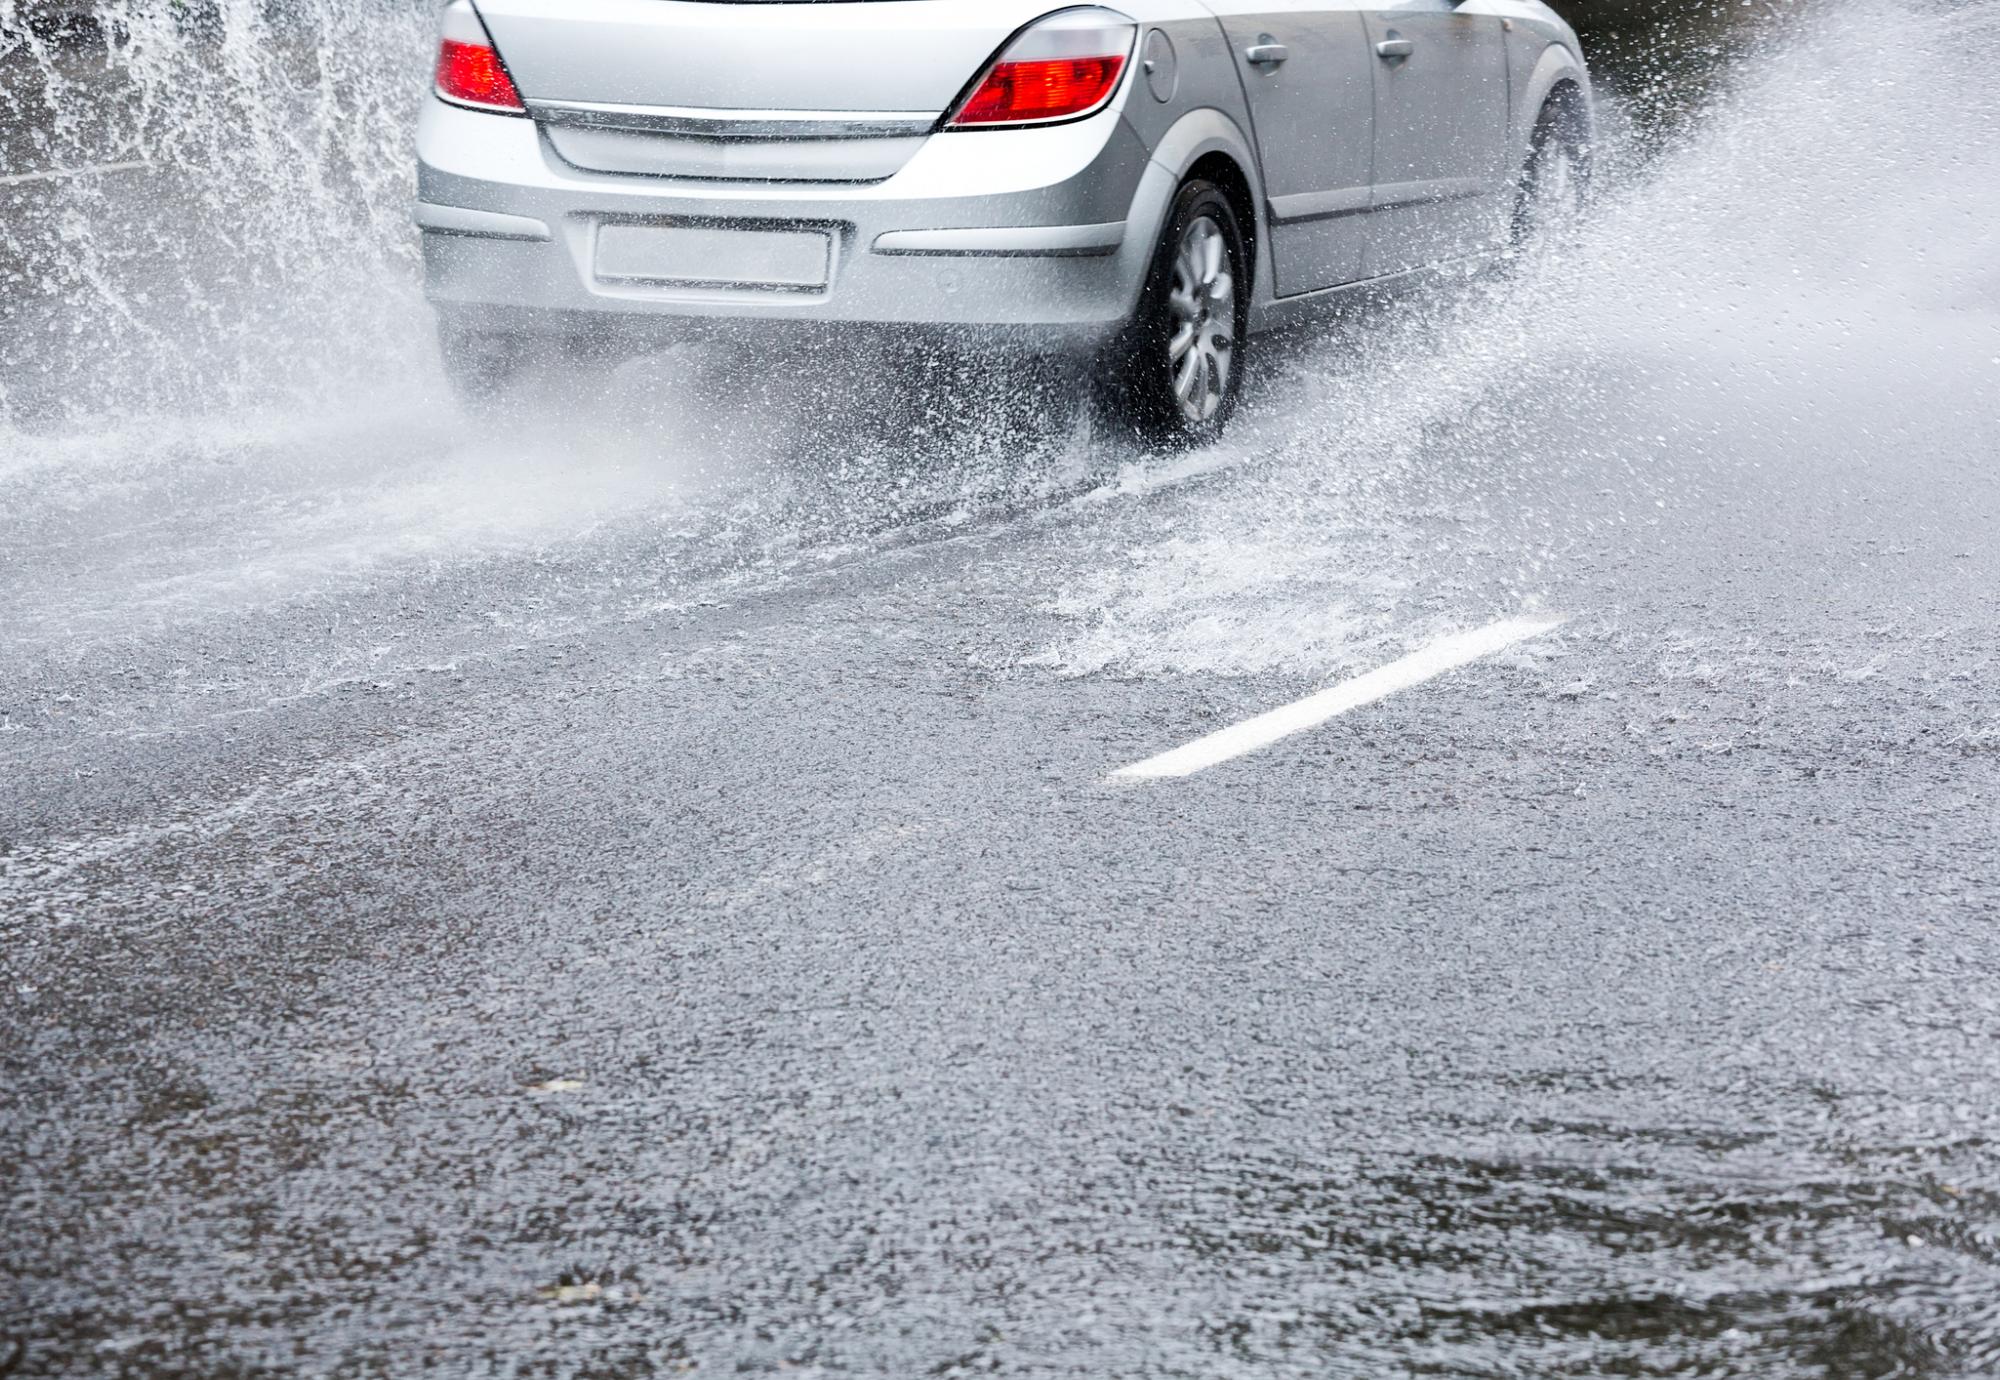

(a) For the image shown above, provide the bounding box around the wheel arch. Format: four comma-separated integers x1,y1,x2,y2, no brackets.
1515,42,1596,161
1115,107,1269,316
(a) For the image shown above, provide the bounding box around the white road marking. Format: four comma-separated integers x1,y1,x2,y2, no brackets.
1110,613,1568,781
0,159,150,187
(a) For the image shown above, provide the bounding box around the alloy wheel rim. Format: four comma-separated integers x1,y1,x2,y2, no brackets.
1167,214,1236,425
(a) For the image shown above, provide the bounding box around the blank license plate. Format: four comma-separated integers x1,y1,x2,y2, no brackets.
595,223,831,291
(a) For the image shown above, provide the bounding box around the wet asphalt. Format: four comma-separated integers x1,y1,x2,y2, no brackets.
7,4,2000,1376
7,299,2000,1377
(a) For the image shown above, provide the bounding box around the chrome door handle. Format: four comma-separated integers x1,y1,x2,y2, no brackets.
1375,38,1415,59
1244,41,1289,68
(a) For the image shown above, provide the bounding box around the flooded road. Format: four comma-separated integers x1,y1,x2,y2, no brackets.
5,2,2000,1375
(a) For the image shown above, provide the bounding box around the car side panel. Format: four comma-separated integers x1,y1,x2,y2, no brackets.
1361,0,1513,276
1199,0,1376,296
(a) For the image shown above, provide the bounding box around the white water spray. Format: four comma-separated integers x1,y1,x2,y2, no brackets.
1035,0,2000,679
0,0,435,430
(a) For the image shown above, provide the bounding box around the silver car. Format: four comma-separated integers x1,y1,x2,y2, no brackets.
416,0,1592,443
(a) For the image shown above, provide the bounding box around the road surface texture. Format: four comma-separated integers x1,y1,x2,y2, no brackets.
4,1,1998,1376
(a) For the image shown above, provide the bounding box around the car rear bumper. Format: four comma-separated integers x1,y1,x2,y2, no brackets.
414,96,1171,347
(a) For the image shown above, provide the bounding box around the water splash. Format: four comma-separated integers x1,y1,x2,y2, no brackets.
1035,0,2000,680
0,0,436,429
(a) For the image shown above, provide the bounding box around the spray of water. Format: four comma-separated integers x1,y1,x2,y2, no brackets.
1035,0,2000,679
0,0,435,429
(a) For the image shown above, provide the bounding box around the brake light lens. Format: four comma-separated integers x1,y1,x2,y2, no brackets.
434,0,524,114
948,8,1137,129
953,56,1127,127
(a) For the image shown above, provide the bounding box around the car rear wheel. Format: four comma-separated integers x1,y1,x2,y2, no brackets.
1102,179,1249,448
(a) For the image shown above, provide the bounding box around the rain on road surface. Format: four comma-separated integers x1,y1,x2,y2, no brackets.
4,2,2000,1375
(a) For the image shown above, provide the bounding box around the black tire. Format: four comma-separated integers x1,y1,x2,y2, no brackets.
1101,178,1250,448
1513,90,1592,250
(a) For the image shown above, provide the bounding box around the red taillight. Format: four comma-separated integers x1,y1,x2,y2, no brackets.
951,55,1128,128
434,0,524,114
946,8,1136,130
436,38,523,112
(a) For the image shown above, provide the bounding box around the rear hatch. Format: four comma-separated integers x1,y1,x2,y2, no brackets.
473,0,1071,182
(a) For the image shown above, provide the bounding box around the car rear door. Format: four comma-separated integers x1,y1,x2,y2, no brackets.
1203,0,1375,296
1360,0,1512,275
470,0,1072,182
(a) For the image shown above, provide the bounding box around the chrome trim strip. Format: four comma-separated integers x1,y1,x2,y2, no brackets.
414,202,552,242
1267,186,1375,226
1370,177,1495,214
1269,179,1494,227
529,99,937,141
872,223,1126,258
